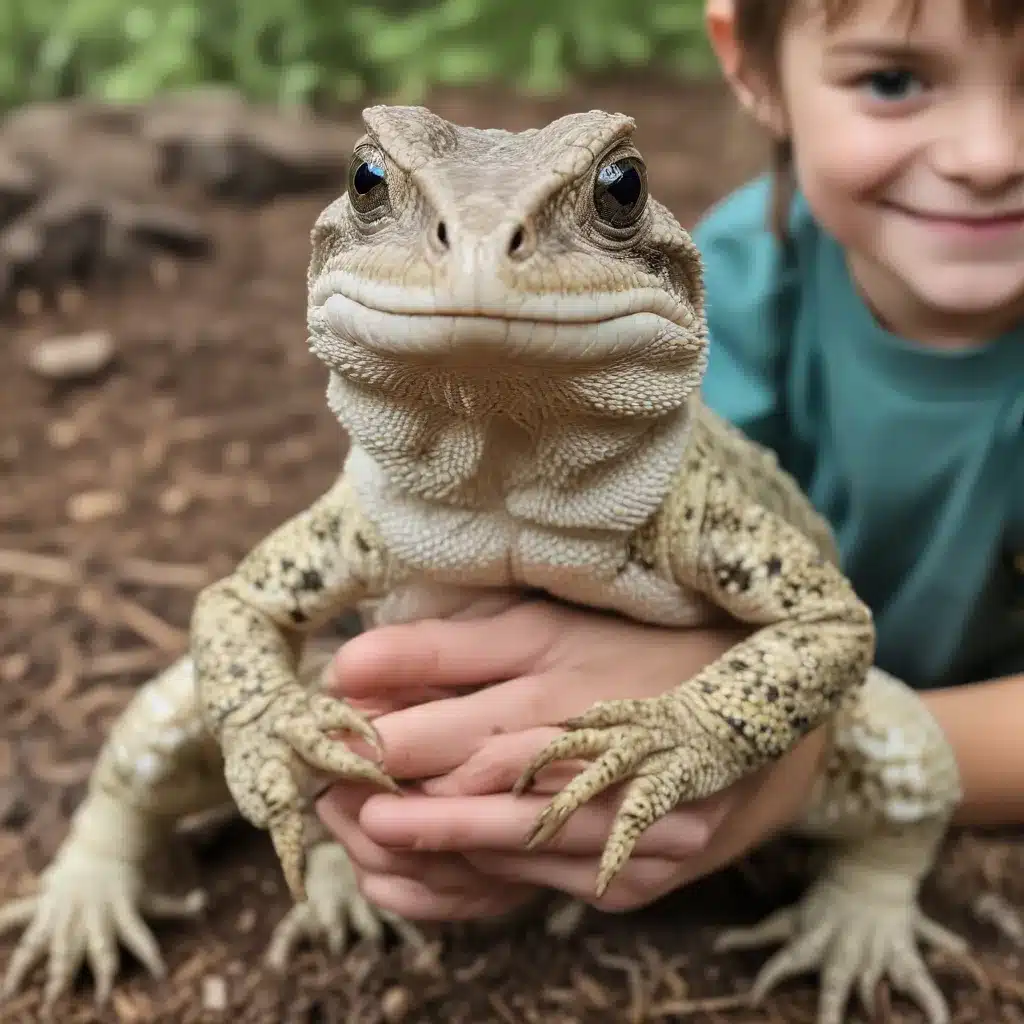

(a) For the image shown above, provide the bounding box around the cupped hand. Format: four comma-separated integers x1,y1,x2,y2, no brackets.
316,599,823,920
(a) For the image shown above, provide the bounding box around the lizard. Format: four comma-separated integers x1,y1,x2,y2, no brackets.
0,105,967,1024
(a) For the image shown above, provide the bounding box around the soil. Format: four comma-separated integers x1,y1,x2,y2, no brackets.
0,75,1022,1024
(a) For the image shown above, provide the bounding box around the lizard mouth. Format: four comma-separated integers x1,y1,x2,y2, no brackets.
309,271,696,365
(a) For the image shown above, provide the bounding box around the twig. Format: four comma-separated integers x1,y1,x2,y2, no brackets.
649,993,751,1017
488,992,519,1024
0,548,78,586
81,647,170,679
117,557,211,589
114,596,188,652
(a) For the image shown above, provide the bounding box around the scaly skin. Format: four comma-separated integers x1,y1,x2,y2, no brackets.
2,106,967,1021
715,667,966,1024
0,640,425,1014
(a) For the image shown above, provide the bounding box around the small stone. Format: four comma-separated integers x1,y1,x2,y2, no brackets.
223,440,250,468
235,908,256,934
152,256,179,288
46,419,81,449
201,974,228,1012
57,285,85,315
67,488,126,523
158,485,191,515
15,289,41,317
381,986,410,1023
28,329,115,381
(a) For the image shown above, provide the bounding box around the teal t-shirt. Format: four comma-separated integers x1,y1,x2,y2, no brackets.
694,176,1024,690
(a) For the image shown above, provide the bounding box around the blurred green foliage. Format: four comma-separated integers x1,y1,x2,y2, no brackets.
0,0,713,110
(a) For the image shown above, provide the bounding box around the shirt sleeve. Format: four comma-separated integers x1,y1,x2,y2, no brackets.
692,177,797,458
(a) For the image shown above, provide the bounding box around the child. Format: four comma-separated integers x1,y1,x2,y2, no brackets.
319,0,1024,1017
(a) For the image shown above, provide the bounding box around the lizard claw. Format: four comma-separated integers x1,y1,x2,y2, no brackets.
0,840,206,1012
264,843,428,971
713,870,968,1024
223,686,398,902
514,694,726,896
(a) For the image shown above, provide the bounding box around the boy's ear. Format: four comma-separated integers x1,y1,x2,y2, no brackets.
705,0,789,139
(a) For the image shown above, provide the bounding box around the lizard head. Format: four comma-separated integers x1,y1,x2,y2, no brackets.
307,105,708,419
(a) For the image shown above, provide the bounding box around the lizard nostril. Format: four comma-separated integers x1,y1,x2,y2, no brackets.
436,220,449,248
507,225,526,257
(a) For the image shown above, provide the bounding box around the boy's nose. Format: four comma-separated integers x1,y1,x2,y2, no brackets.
932,96,1024,191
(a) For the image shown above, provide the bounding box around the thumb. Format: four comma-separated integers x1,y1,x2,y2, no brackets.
328,601,561,698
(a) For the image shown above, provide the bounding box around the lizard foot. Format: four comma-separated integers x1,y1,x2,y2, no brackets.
514,694,725,896
0,840,205,1013
264,843,427,971
222,687,398,902
712,870,967,1024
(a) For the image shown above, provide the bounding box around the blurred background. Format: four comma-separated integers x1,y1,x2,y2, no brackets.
0,0,715,108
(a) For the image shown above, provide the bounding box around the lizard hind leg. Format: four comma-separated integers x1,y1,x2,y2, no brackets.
712,668,968,1024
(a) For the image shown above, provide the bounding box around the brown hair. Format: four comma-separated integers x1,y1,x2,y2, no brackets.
731,0,1024,235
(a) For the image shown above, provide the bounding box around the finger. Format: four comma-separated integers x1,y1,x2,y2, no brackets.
818,927,866,1024
140,890,207,921
264,908,307,972
889,944,950,1024
360,874,539,922
464,851,681,910
749,923,833,1003
0,897,36,934
914,912,968,955
312,896,349,955
331,602,559,697
274,718,395,790
110,895,165,980
359,792,711,860
318,793,477,888
347,895,384,944
712,907,796,952
377,908,430,951
2,905,55,996
422,728,587,796
43,919,86,1013
82,904,118,1007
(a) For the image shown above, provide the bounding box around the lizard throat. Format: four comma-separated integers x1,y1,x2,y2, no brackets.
311,286,707,534
325,368,698,535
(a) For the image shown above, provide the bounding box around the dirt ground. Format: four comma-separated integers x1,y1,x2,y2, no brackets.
1,75,1022,1024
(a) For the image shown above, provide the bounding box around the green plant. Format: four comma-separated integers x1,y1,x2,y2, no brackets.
0,0,713,110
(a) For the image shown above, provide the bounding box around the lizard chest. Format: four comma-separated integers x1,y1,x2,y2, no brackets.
352,463,717,629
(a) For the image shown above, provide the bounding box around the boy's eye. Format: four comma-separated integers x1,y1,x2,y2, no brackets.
861,68,923,101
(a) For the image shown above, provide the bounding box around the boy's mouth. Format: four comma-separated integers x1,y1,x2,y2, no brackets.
883,201,1024,236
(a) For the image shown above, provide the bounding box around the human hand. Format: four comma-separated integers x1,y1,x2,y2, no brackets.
316,599,825,920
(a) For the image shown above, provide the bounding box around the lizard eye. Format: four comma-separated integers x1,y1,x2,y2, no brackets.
347,152,389,215
593,156,647,229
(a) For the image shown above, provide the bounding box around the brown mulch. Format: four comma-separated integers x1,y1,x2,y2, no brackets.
0,75,1021,1024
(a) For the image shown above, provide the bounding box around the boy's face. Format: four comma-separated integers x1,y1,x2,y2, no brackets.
744,0,1024,339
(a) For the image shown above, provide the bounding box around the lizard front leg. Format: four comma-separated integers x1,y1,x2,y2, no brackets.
0,654,226,1011
713,667,966,1024
190,473,407,903
516,458,874,895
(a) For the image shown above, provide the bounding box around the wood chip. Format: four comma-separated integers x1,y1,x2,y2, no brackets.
117,556,209,589
115,595,188,652
67,488,126,522
201,974,229,1012
649,993,751,1017
381,986,410,1023
0,548,78,585
27,329,115,381
974,891,1024,945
